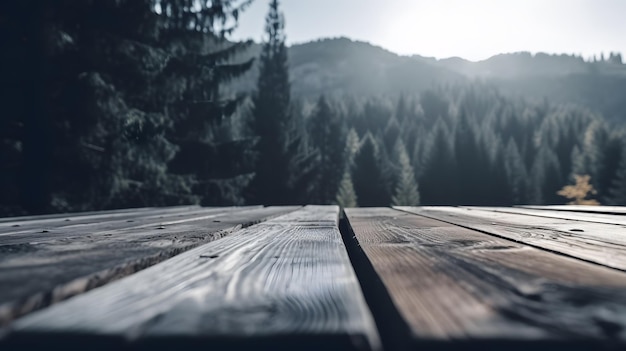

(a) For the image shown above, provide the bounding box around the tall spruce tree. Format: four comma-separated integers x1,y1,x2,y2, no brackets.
308,95,346,204
158,0,256,206
248,0,315,204
420,119,457,205
391,140,420,206
504,139,529,204
352,133,390,206
336,170,358,208
1,0,255,214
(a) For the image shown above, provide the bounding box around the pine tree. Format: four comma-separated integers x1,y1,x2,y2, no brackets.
391,140,420,206
248,0,315,204
8,0,257,212
530,145,564,204
336,170,357,208
420,119,456,204
352,133,390,206
308,95,345,204
608,146,626,205
504,139,528,204
344,128,361,167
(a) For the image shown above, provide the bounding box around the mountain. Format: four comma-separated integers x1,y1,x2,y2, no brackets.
227,37,465,97
228,37,626,122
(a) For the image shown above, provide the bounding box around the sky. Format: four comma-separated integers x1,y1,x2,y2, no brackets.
231,0,626,62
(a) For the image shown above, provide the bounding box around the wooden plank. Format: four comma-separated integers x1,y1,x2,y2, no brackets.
345,207,626,349
0,205,197,224
396,206,626,271
521,205,626,215
4,206,381,351
0,205,226,238
463,206,626,226
0,206,297,326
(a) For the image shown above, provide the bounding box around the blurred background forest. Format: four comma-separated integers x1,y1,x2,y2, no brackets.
2,0,626,216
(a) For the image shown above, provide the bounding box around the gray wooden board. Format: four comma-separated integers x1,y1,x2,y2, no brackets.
396,206,626,271
0,205,198,224
0,206,298,326
345,207,626,349
0,205,231,238
463,206,626,226
521,205,626,215
5,205,381,351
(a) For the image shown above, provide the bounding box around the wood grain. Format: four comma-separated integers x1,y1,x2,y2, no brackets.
463,206,626,226
345,207,626,349
0,206,297,326
521,205,626,215
0,205,233,239
0,206,194,224
396,206,626,271
5,206,381,351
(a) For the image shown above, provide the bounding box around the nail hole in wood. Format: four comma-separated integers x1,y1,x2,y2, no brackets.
200,254,219,259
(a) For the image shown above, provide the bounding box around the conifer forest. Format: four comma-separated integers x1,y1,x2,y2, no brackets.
2,0,626,216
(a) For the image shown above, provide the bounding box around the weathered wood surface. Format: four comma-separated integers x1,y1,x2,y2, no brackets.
464,206,626,226
0,205,229,240
6,206,380,351
0,205,196,224
345,207,626,349
521,205,626,215
0,206,297,326
396,206,626,271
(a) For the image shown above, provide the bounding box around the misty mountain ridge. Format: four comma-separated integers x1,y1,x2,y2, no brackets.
229,37,626,122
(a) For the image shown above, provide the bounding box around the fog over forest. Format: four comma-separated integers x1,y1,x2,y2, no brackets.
2,0,626,216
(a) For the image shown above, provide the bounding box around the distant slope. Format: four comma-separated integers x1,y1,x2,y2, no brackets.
228,37,626,122
288,38,464,96
415,52,626,121
227,37,465,97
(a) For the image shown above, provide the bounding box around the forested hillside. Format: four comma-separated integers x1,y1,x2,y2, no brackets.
230,38,626,123
2,0,626,216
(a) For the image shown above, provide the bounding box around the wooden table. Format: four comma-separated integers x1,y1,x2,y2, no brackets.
1,205,625,350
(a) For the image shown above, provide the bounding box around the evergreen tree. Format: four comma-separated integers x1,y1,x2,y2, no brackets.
344,128,361,167
383,117,401,152
248,0,314,204
352,133,390,206
608,146,626,205
504,139,529,204
391,140,420,206
453,109,490,204
308,95,345,204
247,0,292,204
530,145,564,204
0,0,257,214
420,119,456,204
336,170,358,208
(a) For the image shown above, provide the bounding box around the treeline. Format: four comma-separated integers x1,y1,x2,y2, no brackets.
299,87,626,207
3,0,626,216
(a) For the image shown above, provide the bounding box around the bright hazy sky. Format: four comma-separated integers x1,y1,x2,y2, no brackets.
231,0,626,62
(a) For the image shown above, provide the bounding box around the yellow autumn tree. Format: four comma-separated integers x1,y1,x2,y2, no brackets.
557,174,600,205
